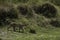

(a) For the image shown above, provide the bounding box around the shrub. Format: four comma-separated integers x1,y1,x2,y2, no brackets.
17,5,28,15
41,3,57,18
0,8,7,19
26,7,33,18
0,8,8,25
50,20,60,27
17,5,33,18
33,3,57,18
0,7,18,26
7,8,18,19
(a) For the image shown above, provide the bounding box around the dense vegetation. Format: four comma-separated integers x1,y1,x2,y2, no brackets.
0,0,60,40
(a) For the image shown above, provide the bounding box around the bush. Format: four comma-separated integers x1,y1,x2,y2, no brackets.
0,8,8,25
17,5,33,18
0,7,18,19
50,20,60,27
7,8,18,19
0,7,18,26
26,7,33,18
0,8,7,19
41,3,57,18
33,3,57,18
17,5,28,15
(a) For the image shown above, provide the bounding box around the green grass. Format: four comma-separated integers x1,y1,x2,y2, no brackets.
0,27,60,40
0,0,60,40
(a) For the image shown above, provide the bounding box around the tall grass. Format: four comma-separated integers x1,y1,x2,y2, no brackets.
0,0,60,40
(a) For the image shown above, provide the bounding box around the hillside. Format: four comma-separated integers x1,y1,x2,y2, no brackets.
0,0,60,40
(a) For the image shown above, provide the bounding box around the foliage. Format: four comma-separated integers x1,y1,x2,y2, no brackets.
0,0,60,40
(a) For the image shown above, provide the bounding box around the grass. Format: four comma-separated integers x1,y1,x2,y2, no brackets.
0,27,60,40
0,0,60,40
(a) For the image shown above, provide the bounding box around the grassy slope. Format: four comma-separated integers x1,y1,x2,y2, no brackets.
0,0,60,40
